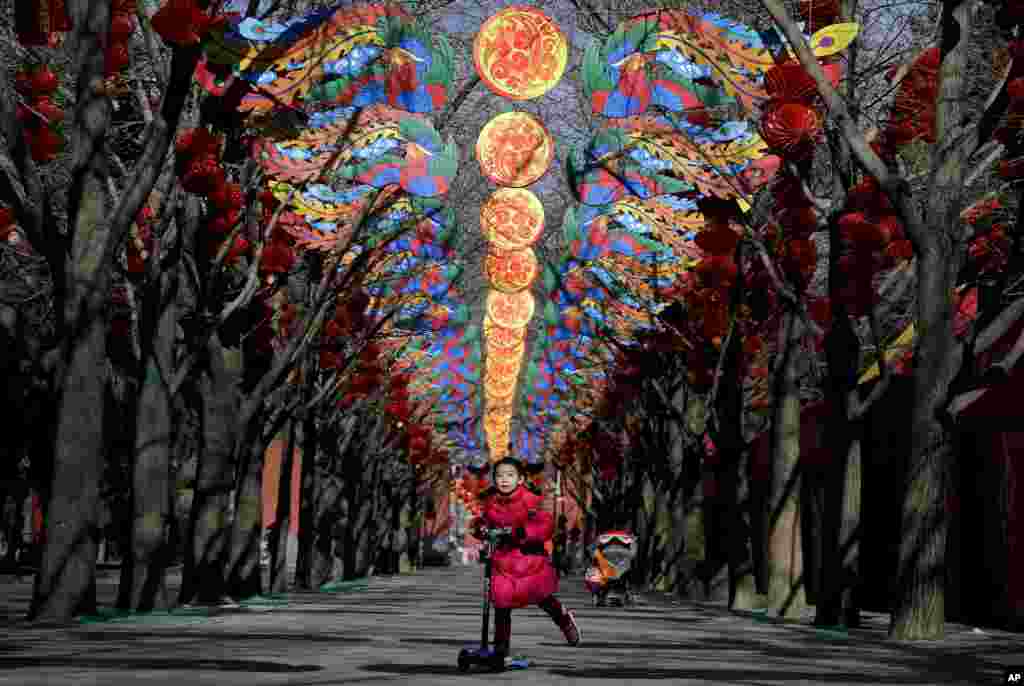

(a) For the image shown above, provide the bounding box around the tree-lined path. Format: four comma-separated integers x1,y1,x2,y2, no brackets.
0,566,1020,685
6,0,1024,671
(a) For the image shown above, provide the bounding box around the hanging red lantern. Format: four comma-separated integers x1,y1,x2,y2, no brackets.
798,0,840,31
764,62,818,103
696,255,738,289
152,0,225,47
808,297,831,326
260,237,297,275
743,334,765,355
839,212,887,251
695,225,740,256
760,102,822,160
777,205,818,238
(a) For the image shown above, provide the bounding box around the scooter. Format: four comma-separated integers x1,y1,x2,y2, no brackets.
457,526,529,672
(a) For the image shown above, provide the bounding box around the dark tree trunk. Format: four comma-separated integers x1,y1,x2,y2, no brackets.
295,413,320,589
270,416,299,593
717,342,757,608
891,0,973,640
766,311,807,618
30,0,113,624
818,280,866,626
124,255,178,612
226,428,268,599
180,334,241,605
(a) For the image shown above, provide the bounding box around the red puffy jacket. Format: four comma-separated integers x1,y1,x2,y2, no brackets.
472,484,557,609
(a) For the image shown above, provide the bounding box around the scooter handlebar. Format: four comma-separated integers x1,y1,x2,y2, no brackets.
481,526,513,542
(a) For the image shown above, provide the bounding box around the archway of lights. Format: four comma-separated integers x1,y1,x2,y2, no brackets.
198,2,858,469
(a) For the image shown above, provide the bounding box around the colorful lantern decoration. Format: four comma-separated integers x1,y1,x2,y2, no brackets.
203,4,453,115
476,112,554,187
485,247,538,293
473,6,569,101
487,290,536,330
484,316,528,349
480,188,545,249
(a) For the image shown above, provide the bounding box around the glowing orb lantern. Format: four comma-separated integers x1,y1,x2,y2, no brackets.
480,187,545,249
476,112,554,187
485,246,538,293
473,6,569,101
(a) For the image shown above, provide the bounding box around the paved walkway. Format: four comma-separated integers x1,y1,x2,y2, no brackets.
0,565,1021,685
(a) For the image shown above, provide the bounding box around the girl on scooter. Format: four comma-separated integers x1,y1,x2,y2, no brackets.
469,457,582,660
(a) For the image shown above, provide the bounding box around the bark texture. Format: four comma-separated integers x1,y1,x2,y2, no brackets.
766,312,807,619
31,0,113,624
180,335,241,604
125,254,178,611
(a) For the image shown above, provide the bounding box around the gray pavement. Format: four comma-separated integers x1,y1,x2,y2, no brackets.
0,565,1021,685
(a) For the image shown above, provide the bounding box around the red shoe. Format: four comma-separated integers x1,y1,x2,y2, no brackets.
559,610,581,646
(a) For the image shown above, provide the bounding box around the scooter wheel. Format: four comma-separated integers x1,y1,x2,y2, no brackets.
457,656,470,673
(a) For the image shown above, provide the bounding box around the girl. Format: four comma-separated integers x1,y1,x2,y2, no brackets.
470,457,581,660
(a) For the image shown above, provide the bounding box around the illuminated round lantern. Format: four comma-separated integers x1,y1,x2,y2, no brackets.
477,112,554,187
481,188,545,249
473,6,568,101
485,246,538,293
486,289,535,329
485,372,518,398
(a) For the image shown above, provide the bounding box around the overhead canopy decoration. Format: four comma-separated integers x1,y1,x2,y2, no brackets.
512,9,857,465
197,2,860,468
196,1,477,467
203,3,454,116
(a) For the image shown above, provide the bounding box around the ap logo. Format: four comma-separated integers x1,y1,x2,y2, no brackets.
1005,670,1022,683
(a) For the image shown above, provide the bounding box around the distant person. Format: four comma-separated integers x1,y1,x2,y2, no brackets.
469,457,581,663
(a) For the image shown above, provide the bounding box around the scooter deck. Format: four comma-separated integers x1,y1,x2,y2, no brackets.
457,647,530,671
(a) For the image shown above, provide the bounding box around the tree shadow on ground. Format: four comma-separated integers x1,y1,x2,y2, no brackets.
537,629,1011,685
544,666,999,683
74,630,373,644
0,656,323,672
536,639,702,650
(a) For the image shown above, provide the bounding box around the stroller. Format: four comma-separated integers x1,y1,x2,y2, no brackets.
584,531,637,607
